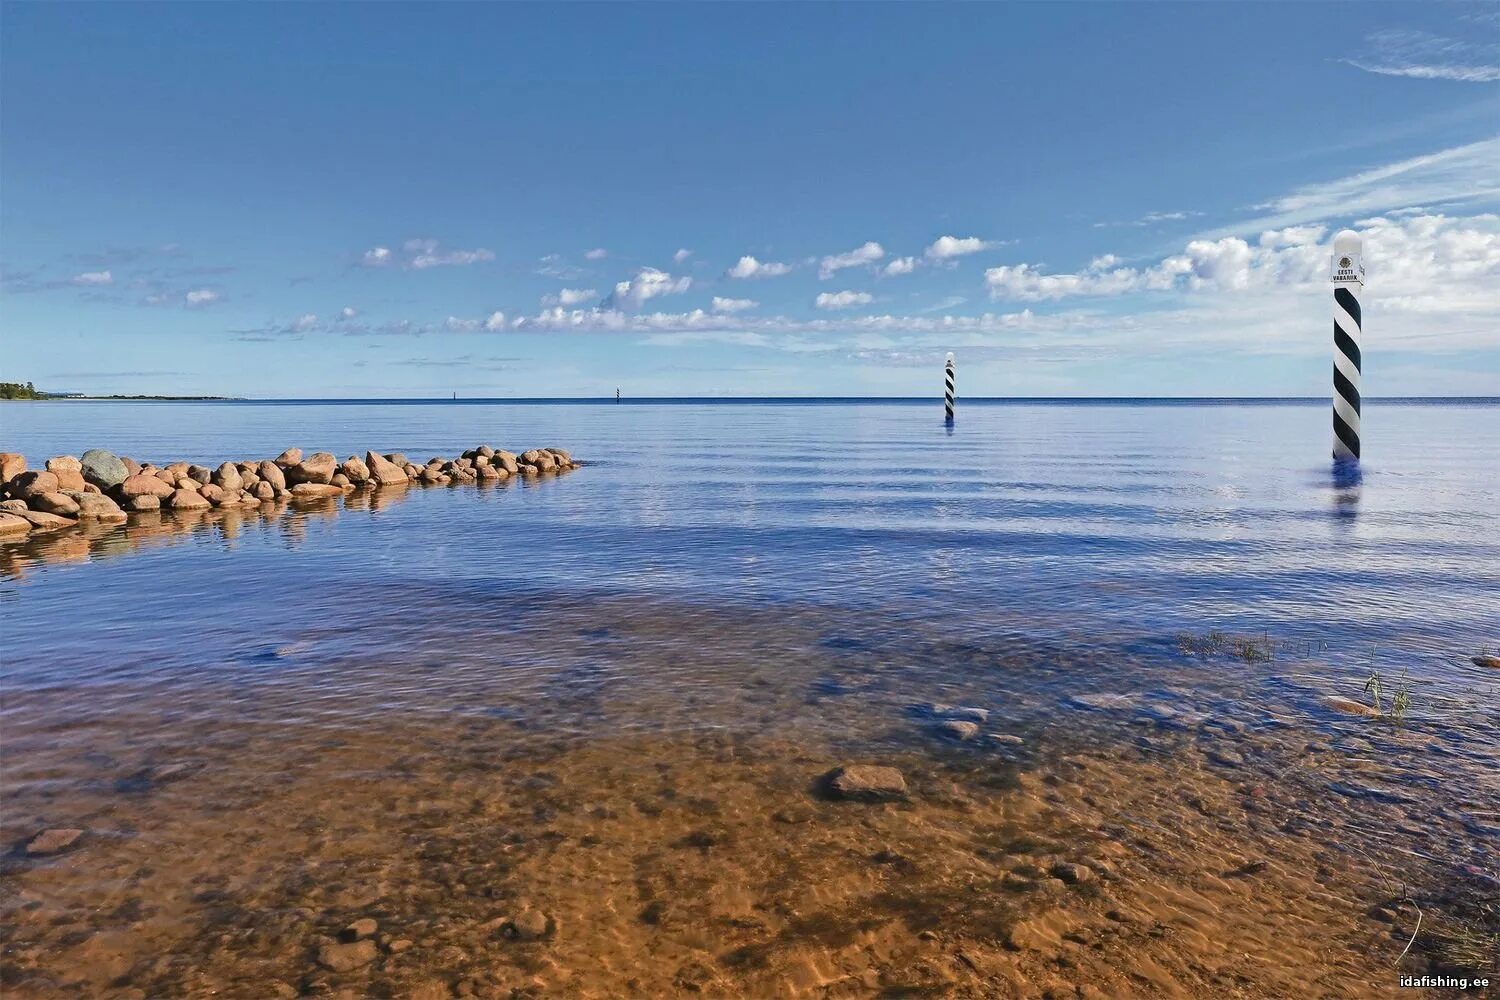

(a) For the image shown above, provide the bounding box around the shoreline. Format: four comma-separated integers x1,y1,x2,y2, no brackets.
0,445,580,544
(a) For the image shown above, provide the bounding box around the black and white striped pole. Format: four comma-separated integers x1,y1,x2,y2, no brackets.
1330,230,1364,463
944,352,955,424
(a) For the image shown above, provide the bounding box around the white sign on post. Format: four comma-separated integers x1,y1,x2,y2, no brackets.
1330,252,1364,285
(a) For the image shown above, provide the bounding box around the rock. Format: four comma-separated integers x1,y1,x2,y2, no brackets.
341,457,370,483
286,452,337,486
11,470,60,499
0,499,27,513
26,828,84,856
290,483,343,499
187,465,213,487
1069,693,1135,711
402,464,421,478
477,464,499,480
212,463,243,493
45,455,82,474
366,452,407,486
419,467,447,484
935,719,980,741
80,449,129,489
548,447,572,464
387,938,413,954
81,482,101,494
472,454,490,468
29,492,80,517
167,488,211,510
506,910,552,941
386,453,409,468
493,451,519,474
179,478,204,491
164,461,190,479
254,481,276,502
72,493,126,521
992,734,1026,746
119,474,175,499
315,938,378,972
1472,655,1500,670
200,484,225,503
341,918,379,942
0,512,30,535
124,494,161,512
121,456,141,476
274,448,303,466
257,460,287,492
1207,749,1245,768
822,765,908,801
15,509,73,531
1050,862,1094,885
1322,696,1381,718
329,473,351,489
0,453,25,481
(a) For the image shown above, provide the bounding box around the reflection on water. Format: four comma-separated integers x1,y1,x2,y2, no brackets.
1,400,1497,996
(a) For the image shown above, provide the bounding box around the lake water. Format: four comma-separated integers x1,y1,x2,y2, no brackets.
2,398,1497,998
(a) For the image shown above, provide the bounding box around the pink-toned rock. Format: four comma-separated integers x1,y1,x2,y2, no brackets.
547,448,572,464
285,452,336,486
365,452,408,486
164,461,190,478
167,488,211,510
154,468,177,486
341,457,371,483
212,462,243,493
124,494,161,512
186,465,212,485
254,481,275,502
122,456,141,477
493,451,519,474
0,499,27,513
14,509,73,531
289,482,342,499
274,448,303,467
82,483,101,494
120,474,174,499
329,473,351,489
45,455,82,474
822,765,908,801
532,453,557,472
0,453,26,482
29,492,80,517
55,467,89,492
419,467,448,484
0,512,31,534
256,460,287,492
11,470,59,499
72,492,126,522
25,828,84,856
477,464,500,480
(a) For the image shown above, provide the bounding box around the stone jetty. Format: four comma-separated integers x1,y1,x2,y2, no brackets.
0,444,579,541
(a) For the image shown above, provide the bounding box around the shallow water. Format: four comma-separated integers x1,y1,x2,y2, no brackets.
1,399,1497,997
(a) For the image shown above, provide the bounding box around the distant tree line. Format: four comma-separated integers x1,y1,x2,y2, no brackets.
0,381,45,400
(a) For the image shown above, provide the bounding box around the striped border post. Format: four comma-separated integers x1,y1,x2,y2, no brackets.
944,352,955,424
1330,230,1364,462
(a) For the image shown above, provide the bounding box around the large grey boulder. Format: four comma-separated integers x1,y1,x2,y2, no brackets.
80,449,129,489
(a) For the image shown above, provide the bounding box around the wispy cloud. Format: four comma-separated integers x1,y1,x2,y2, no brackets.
1093,210,1203,229
70,270,113,286
1342,28,1500,83
711,296,757,313
360,238,496,270
541,288,598,307
584,247,608,261
184,288,223,307
818,241,884,279
814,290,874,310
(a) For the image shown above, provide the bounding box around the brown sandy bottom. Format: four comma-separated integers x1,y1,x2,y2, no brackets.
2,599,1497,999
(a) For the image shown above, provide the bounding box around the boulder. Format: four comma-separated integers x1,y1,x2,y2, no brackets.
0,512,30,535
80,481,101,494
29,492,80,517
188,464,213,485
71,493,126,522
289,482,343,499
402,464,421,479
821,765,908,802
212,462,243,493
341,456,370,483
122,456,141,477
547,447,572,464
119,474,175,499
285,452,336,485
532,453,557,472
0,499,27,513
80,449,129,489
365,452,408,486
167,488,211,510
386,453,410,468
419,467,448,484
14,509,73,531
477,445,495,458
1472,655,1500,670
477,464,500,480
45,455,82,474
124,494,161,512
0,453,25,481
254,481,275,502
178,478,204,491
11,471,59,499
257,460,287,492
473,454,490,468
154,468,177,486
329,473,351,489
274,448,303,466
493,451,519,474
164,461,190,479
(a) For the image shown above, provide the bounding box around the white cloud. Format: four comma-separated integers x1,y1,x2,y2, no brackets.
673,248,693,263
584,248,608,260
924,235,993,261
819,241,884,279
1342,28,1500,83
882,256,918,276
1093,210,1203,228
604,267,692,310
542,288,598,307
361,239,494,270
444,311,508,332
340,306,359,319
711,296,757,313
1212,136,1500,236
726,255,792,279
70,270,113,286
815,290,874,310
292,313,320,332
184,288,221,307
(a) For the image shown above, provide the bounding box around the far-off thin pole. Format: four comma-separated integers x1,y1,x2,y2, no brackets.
944,353,955,424
1330,231,1364,462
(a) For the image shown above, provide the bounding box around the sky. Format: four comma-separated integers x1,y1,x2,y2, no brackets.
2,2,1498,398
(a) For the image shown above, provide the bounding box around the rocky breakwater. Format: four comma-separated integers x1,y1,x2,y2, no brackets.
0,444,579,541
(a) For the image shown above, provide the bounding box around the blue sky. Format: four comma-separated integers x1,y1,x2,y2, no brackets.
3,2,1498,398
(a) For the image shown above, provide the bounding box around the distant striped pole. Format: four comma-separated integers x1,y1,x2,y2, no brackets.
1330,231,1364,462
944,352,955,424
